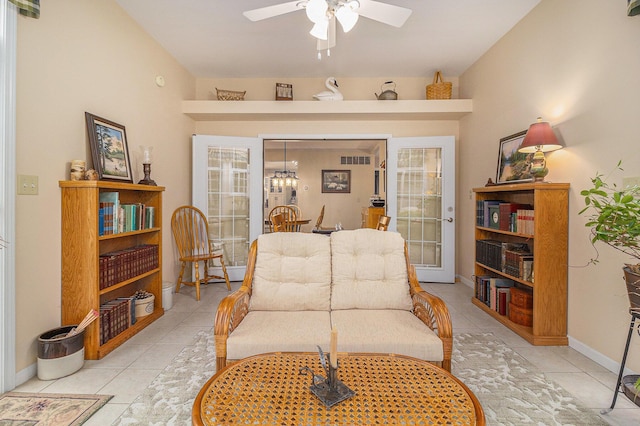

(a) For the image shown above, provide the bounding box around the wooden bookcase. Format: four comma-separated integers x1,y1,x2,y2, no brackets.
472,182,569,345
60,180,165,359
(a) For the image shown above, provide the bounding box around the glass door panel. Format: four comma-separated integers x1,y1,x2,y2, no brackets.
387,137,455,283
193,135,262,281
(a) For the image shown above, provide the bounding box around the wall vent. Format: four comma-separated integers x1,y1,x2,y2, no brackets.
340,156,371,165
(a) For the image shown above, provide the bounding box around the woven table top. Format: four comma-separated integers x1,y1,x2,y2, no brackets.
193,352,485,425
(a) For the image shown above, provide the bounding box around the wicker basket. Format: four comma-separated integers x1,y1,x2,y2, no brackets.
215,88,246,101
426,71,452,100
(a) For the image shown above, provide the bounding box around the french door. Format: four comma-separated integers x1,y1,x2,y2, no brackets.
387,137,455,283
192,135,263,281
192,134,455,283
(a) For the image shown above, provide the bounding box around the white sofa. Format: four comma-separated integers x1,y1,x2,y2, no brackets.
214,228,453,372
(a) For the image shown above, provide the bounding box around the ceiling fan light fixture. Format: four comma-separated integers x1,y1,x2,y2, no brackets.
306,0,328,23
310,20,329,40
336,5,358,33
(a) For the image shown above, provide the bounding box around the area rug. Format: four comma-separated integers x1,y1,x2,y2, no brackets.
0,392,112,426
114,331,609,425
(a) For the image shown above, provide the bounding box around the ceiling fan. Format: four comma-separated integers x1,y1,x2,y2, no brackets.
243,0,413,57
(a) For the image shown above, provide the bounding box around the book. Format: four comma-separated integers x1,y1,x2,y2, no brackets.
499,203,529,232
145,207,155,228
99,192,120,234
489,277,515,310
480,200,501,227
497,287,511,316
98,207,105,236
488,205,501,229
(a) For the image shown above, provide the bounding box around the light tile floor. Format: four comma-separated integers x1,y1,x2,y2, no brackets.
14,281,640,425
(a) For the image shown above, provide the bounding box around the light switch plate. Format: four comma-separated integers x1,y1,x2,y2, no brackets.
17,174,38,195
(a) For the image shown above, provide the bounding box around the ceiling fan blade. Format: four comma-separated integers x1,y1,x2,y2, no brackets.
243,1,303,22
357,0,413,28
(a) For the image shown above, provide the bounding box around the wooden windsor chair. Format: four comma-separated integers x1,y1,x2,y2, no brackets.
171,205,231,301
268,205,298,232
270,213,287,232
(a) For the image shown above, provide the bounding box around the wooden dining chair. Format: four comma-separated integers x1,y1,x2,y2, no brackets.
171,205,231,301
268,205,298,232
376,215,391,231
314,205,325,230
270,213,287,232
287,204,302,219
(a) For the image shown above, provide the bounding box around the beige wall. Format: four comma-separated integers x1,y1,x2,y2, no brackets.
14,0,195,372
459,0,640,372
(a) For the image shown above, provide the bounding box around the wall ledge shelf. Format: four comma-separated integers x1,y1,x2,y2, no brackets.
182,99,473,121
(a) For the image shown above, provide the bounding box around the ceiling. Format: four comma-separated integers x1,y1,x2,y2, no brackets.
116,0,540,79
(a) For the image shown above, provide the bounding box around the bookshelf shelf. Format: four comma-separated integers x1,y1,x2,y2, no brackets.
473,182,569,346
98,268,160,296
475,262,533,287
60,180,165,359
98,227,160,241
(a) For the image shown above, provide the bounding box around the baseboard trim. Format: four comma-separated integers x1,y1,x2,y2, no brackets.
568,335,636,376
15,363,36,388
459,273,634,377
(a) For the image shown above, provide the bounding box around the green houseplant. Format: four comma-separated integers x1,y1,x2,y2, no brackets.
579,161,640,399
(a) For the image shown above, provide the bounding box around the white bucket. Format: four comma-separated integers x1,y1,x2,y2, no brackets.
162,281,174,310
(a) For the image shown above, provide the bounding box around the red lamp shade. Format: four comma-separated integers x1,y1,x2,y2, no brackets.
518,118,563,153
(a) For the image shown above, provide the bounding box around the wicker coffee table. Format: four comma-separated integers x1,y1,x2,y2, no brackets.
193,352,485,425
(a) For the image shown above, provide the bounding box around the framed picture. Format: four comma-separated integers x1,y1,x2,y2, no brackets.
496,130,532,184
322,170,351,193
85,112,133,182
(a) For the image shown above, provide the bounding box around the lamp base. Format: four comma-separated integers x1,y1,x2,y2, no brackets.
529,150,549,182
138,163,157,186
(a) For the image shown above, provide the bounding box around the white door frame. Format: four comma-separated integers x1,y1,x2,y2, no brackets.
1,1,17,392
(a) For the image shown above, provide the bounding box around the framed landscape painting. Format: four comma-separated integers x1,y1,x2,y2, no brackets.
496,130,532,184
322,170,351,193
85,112,133,182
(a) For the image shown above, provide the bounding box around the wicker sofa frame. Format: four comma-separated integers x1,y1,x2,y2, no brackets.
214,234,453,372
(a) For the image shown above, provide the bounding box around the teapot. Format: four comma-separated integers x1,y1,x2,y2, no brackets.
375,81,398,100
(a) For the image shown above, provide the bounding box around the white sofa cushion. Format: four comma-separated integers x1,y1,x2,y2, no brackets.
226,311,332,360
330,229,412,310
330,309,444,361
251,232,332,311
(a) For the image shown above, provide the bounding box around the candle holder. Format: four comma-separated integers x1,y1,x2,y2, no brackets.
138,163,157,186
300,346,355,408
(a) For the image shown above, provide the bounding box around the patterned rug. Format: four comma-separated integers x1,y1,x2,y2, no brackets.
0,392,112,425
115,331,609,425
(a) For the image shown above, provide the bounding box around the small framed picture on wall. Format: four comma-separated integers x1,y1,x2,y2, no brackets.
322,170,351,193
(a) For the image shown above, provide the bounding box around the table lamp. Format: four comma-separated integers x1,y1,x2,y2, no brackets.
518,118,563,182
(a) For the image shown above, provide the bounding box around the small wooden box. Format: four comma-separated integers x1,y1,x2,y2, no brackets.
509,302,533,327
510,286,533,309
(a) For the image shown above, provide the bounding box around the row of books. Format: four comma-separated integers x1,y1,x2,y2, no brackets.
476,200,534,234
99,297,137,345
99,245,159,289
99,191,155,236
476,240,533,282
474,275,515,316
503,244,534,282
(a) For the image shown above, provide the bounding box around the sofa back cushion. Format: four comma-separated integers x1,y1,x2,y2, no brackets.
250,232,332,311
330,229,413,310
